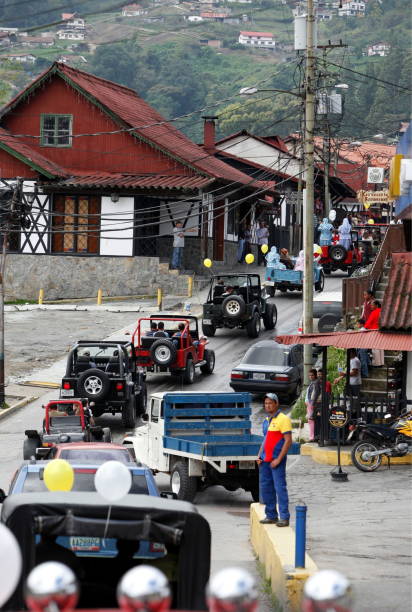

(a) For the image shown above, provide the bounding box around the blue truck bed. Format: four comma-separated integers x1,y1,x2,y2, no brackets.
161,392,300,457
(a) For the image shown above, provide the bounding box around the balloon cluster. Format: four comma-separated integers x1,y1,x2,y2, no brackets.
43,459,132,502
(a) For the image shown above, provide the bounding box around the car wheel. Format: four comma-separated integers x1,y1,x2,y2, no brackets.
202,323,216,337
150,340,177,367
77,369,111,401
262,303,276,330
136,382,147,416
170,460,198,501
315,271,325,292
183,358,195,384
200,349,215,375
329,245,347,263
246,313,260,338
122,395,137,429
318,313,341,333
222,295,246,318
23,436,40,460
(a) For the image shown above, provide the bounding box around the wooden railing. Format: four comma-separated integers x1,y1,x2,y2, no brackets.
342,224,406,317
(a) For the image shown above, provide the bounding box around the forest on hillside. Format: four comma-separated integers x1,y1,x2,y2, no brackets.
0,0,410,142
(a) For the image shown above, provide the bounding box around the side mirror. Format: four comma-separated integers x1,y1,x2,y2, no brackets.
0,488,6,503
142,413,149,422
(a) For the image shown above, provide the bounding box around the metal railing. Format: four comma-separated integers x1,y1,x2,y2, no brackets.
342,224,406,316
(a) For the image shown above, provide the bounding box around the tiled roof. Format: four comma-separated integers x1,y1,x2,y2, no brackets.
0,127,65,177
44,173,214,190
275,330,412,351
239,31,273,37
314,137,395,168
0,63,267,190
380,252,412,332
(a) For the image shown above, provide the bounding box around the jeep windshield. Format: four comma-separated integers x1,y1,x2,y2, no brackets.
77,346,120,358
213,276,250,288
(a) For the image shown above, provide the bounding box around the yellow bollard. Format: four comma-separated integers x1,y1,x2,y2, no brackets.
38,288,44,305
157,287,163,311
97,288,103,305
188,276,193,298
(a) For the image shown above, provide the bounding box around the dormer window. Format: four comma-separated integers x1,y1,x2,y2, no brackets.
41,114,72,147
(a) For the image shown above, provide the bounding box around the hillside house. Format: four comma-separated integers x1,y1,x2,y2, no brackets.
2,53,36,63
238,31,275,49
19,36,55,48
121,4,147,16
367,42,390,56
338,1,365,16
61,13,85,30
0,62,271,299
57,30,85,41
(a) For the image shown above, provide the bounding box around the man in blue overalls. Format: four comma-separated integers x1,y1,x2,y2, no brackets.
257,393,292,527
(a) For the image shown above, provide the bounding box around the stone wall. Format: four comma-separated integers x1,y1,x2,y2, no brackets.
5,254,191,300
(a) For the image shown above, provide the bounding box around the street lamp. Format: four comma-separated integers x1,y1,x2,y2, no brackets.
239,86,304,98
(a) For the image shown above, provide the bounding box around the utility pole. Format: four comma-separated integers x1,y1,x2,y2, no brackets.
302,0,316,384
323,125,331,216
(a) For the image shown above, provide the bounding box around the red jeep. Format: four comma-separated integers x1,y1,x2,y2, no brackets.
133,315,215,384
320,230,362,276
23,399,111,460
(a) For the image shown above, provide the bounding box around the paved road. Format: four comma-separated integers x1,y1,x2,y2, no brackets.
0,274,343,611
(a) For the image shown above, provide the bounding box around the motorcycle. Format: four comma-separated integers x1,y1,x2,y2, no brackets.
348,410,412,472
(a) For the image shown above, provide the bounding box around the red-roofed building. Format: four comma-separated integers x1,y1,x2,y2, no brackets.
238,31,275,49
0,62,271,299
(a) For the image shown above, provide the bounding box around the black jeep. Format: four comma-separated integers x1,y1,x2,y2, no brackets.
201,274,277,338
61,341,147,428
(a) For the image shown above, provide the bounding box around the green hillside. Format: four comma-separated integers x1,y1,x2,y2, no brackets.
0,0,410,142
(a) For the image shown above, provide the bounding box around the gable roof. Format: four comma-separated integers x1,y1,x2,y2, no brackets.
380,252,412,332
0,127,65,178
0,63,265,190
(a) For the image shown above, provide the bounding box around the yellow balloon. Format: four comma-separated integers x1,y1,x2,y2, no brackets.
261,244,269,254
367,218,375,225
313,244,322,255
245,253,254,264
364,202,371,210
44,459,74,492
203,258,212,268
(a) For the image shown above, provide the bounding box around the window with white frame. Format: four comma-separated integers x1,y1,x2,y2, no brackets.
41,114,72,147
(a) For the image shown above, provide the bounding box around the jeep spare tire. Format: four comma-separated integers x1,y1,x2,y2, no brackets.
329,244,347,263
151,340,177,367
222,295,246,318
77,369,110,400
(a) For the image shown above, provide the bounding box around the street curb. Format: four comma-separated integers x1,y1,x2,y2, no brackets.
250,503,317,612
301,443,412,466
0,395,38,421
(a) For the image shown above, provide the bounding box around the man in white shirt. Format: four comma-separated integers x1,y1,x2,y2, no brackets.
334,349,362,397
171,220,196,270
256,221,269,266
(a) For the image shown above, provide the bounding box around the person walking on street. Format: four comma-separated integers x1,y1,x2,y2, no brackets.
318,218,334,246
171,220,196,270
256,221,269,266
305,369,321,442
257,393,292,527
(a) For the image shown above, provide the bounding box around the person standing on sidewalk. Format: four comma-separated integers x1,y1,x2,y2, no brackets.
237,223,246,263
257,393,292,527
305,369,321,443
171,220,195,270
256,221,269,266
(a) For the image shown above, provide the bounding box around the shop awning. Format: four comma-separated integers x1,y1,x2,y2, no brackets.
275,330,412,351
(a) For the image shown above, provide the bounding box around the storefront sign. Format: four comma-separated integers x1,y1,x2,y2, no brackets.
357,189,395,204
329,409,348,428
367,167,385,183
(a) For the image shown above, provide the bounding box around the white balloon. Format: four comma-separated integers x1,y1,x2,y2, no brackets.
94,461,132,502
329,209,337,222
0,523,22,606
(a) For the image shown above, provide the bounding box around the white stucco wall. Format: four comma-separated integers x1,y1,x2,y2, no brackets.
100,196,134,256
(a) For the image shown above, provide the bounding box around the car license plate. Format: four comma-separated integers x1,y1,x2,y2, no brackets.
70,537,101,552
203,319,212,325
253,373,266,380
61,388,74,397
239,461,255,470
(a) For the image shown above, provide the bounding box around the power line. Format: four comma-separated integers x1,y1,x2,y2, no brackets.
323,59,412,93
